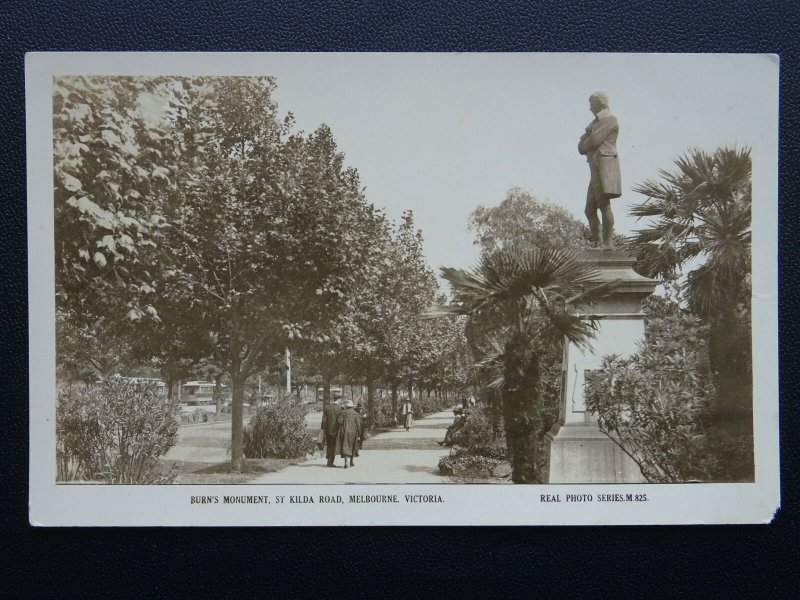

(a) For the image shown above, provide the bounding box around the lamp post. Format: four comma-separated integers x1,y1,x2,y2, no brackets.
285,347,292,396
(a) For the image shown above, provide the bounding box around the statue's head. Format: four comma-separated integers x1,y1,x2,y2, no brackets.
589,91,609,115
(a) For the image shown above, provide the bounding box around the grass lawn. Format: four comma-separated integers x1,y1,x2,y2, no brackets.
173,457,305,484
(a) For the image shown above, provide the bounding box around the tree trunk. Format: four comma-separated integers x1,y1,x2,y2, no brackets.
214,374,222,415
230,372,246,473
165,377,175,402
490,389,503,441
407,380,414,402
503,339,543,484
366,377,376,430
707,309,754,480
709,312,753,418
390,379,399,418
322,372,332,405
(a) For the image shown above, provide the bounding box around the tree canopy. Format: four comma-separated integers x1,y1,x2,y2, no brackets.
469,187,589,257
54,76,177,324
53,75,467,472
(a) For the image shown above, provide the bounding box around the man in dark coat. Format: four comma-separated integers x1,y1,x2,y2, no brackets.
578,91,622,250
321,392,343,467
336,399,364,468
355,401,368,454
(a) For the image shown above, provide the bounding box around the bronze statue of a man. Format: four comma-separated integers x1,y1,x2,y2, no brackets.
578,91,621,249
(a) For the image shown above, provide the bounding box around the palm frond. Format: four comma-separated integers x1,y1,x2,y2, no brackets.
630,145,752,315
536,303,597,349
440,246,598,313
434,245,605,394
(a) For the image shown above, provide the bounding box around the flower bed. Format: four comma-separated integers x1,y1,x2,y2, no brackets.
438,446,510,480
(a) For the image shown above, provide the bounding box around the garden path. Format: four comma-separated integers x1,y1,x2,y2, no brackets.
249,409,455,484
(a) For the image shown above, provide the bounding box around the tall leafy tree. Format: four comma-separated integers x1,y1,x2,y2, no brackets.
377,212,440,411
294,202,391,417
628,147,752,422
415,312,471,399
164,77,382,471
469,187,589,256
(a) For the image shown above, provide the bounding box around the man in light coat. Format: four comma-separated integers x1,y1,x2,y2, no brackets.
578,91,622,249
400,397,413,432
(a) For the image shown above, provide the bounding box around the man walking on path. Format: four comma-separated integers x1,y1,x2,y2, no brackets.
400,397,413,432
336,399,364,469
321,392,343,467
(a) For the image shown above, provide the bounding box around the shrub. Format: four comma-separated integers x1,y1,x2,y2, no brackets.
467,445,508,461
57,378,179,483
412,394,459,418
438,407,509,480
243,399,316,459
438,447,509,479
372,400,397,429
450,406,495,450
585,301,719,482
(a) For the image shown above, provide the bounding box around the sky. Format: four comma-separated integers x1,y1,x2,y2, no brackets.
132,53,776,285
246,53,775,284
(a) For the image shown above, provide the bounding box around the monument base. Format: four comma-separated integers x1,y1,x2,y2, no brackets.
542,249,655,484
544,422,645,484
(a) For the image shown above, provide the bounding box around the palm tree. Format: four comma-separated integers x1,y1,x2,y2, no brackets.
628,147,752,422
431,247,609,483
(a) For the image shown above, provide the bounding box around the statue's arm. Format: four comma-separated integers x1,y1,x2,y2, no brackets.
578,122,595,155
578,133,588,155
580,116,618,154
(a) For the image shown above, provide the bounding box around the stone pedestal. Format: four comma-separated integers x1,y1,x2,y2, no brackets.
544,249,657,484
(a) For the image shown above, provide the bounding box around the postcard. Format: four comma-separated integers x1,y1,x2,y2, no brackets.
27,52,779,525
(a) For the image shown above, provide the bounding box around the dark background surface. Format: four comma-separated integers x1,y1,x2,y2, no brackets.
1,1,797,596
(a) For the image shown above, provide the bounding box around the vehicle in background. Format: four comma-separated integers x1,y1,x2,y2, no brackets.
94,375,166,395
315,387,343,403
180,380,228,411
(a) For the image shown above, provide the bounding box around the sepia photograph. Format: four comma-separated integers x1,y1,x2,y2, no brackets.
27,52,779,525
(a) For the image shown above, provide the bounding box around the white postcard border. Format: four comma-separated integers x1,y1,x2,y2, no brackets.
27,52,780,526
